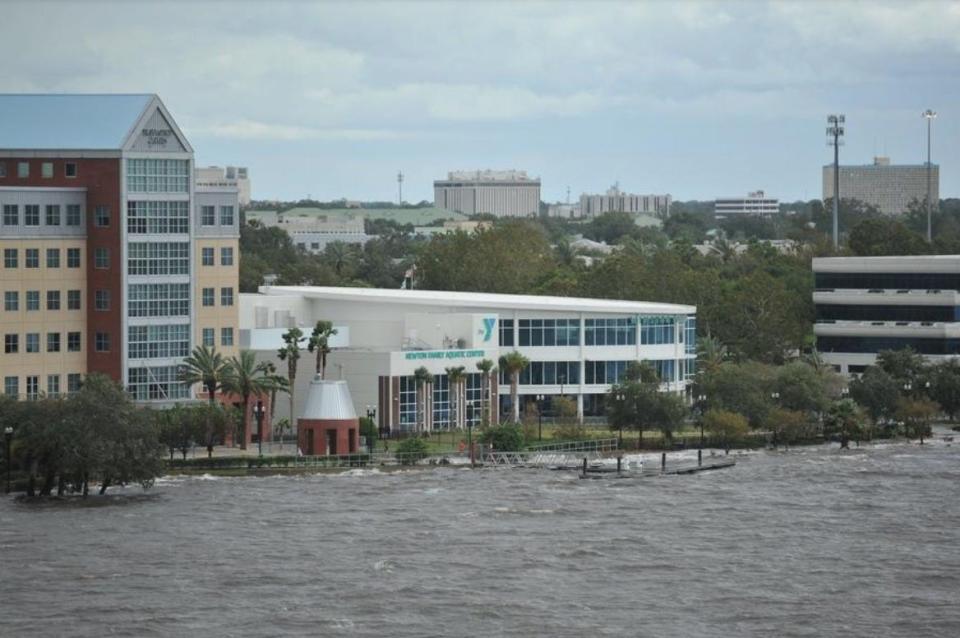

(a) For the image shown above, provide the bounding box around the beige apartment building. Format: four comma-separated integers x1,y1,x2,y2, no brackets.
823,156,939,215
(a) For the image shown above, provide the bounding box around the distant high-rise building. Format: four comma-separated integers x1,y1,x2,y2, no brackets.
196,165,251,206
579,185,671,217
433,170,540,218
714,191,779,218
822,157,938,215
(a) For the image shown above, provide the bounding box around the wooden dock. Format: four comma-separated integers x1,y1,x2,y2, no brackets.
579,457,736,479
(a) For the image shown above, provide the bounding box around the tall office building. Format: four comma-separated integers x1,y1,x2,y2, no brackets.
822,156,939,215
434,170,541,218
579,185,671,217
0,94,239,402
714,191,779,218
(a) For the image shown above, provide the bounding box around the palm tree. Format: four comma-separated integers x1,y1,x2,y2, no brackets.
222,350,284,450
697,335,728,375
499,351,530,423
446,366,466,430
264,361,279,421
476,359,495,425
179,344,228,457
413,366,433,434
308,320,338,379
277,327,304,428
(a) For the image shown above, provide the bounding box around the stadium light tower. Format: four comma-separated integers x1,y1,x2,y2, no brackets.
827,114,845,250
923,109,937,243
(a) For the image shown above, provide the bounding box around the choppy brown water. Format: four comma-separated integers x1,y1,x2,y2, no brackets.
2,439,959,637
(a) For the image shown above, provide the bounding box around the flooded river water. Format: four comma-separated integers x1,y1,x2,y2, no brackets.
1,439,959,637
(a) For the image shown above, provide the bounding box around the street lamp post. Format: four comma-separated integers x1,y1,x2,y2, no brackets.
4,426,12,494
254,402,265,457
923,109,937,243
365,406,377,453
696,394,706,465
615,392,626,448
827,114,845,250
535,393,545,441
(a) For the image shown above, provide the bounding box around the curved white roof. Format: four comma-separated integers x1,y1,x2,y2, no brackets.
301,377,358,421
259,285,695,315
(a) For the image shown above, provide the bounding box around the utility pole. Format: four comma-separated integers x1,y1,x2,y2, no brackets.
397,170,404,206
923,109,937,243
826,114,845,250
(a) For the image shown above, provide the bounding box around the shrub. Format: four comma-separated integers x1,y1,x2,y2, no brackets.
395,437,429,465
479,422,525,451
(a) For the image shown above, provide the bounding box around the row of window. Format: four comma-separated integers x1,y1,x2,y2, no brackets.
201,327,235,347
499,361,581,386
397,373,484,430
128,242,190,276
815,304,959,323
815,272,960,291
128,283,190,317
4,373,82,399
199,205,236,227
2,203,84,227
0,161,78,180
3,247,83,269
3,331,83,354
586,318,637,346
127,201,189,234
128,324,190,360
497,316,687,348
201,287,234,307
126,159,190,194
127,365,191,401
201,246,234,267
4,289,83,311
816,335,960,355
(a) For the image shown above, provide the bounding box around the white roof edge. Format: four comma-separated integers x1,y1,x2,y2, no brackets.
252,285,696,314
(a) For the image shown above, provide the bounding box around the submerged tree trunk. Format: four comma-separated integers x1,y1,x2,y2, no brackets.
99,478,110,495
82,474,89,497
57,475,66,497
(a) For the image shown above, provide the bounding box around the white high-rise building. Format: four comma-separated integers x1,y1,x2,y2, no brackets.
822,157,938,215
714,191,779,218
579,185,671,217
434,170,541,218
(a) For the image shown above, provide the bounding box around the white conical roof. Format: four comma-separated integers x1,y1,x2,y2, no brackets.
300,376,358,421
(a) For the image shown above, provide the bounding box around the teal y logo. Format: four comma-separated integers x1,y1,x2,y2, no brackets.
481,317,496,342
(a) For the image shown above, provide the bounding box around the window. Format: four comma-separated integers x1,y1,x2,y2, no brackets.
18,162,29,178
221,327,234,346
26,376,39,400
220,287,234,306
26,333,39,353
25,249,39,268
127,365,190,401
4,334,18,354
45,204,61,226
220,247,234,266
67,373,82,394
0,162,6,178
4,376,18,398
202,328,215,347
46,290,60,311
220,205,235,226
127,242,189,275
201,247,215,266
24,205,40,226
41,162,53,179
47,332,60,353
399,376,416,429
46,248,60,268
67,332,81,352
2,205,18,226
201,205,216,226
65,162,77,178
432,375,450,429
126,200,189,234
4,292,18,312
639,317,675,345
47,375,60,397
67,290,81,310
67,248,81,268
95,289,111,311
66,205,81,226
500,319,514,347
95,206,111,228
95,332,111,352
585,317,638,346
128,324,190,359
518,319,580,347
26,291,39,311
584,360,630,385
501,361,580,386
128,283,190,317
3,249,16,269
126,159,190,193
202,287,215,307
685,317,696,355
94,247,110,269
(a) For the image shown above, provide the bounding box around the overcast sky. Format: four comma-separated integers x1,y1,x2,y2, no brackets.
3,1,959,203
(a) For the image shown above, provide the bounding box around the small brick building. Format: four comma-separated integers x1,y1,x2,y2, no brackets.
298,376,359,456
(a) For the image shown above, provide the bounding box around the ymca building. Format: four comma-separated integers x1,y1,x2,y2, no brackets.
0,94,239,401
240,286,697,432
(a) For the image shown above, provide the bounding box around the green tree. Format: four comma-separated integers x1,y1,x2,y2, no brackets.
774,361,829,416
876,348,926,391
479,422,525,451
413,366,433,434
896,397,939,444
765,407,813,449
929,359,960,421
703,409,749,452
277,327,305,427
307,320,338,379
445,366,466,430
698,361,775,428
849,366,900,425
476,359,495,425
395,437,429,465
824,399,867,448
499,351,530,423
222,350,284,450
848,218,929,256
179,345,229,457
